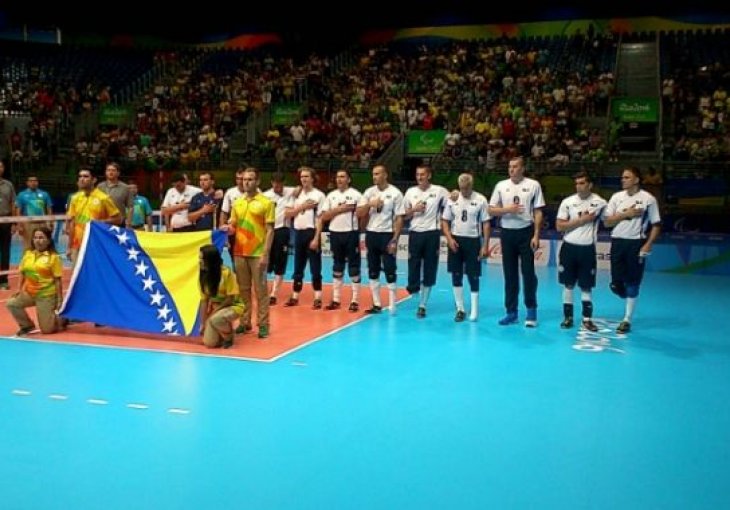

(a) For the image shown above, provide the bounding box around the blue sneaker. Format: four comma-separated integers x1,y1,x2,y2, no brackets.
498,312,518,325
525,308,537,328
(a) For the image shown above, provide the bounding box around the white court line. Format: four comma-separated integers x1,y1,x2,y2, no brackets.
0,335,268,363
7,387,191,413
1,293,414,364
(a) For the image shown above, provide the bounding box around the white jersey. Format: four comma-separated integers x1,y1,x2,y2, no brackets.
263,186,296,229
359,184,404,233
291,188,325,230
221,186,244,215
606,189,661,239
489,177,545,229
557,192,607,245
403,184,449,232
161,185,202,229
442,191,490,238
322,187,362,232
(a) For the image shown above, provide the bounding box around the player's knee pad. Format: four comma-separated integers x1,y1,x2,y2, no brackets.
369,270,379,281
625,284,639,298
349,268,361,280
293,280,303,292
610,282,627,298
333,271,344,279
385,272,397,284
451,272,463,287
467,274,480,292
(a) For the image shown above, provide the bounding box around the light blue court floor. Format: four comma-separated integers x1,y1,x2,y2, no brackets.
1,264,729,509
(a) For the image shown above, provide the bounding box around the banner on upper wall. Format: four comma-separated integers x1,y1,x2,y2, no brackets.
611,98,659,123
99,105,133,125
407,130,447,156
271,103,304,126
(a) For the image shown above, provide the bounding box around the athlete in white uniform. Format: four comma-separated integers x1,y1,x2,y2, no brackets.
555,171,607,332
263,172,297,304
357,164,404,314
284,167,326,309
603,166,661,334
402,165,449,318
441,173,491,322
315,170,363,312
488,156,545,327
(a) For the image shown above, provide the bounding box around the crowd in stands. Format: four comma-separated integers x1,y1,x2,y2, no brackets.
1,43,160,169
5,28,730,176
661,30,730,161
70,51,334,172
255,34,618,170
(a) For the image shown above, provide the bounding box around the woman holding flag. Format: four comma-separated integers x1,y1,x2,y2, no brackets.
199,244,245,348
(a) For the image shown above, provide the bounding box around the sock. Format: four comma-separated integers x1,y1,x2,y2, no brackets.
563,303,574,320
314,290,322,301
419,286,431,307
387,283,397,312
292,291,300,300
563,287,574,319
271,275,282,297
333,277,343,303
581,290,593,319
370,281,381,307
351,282,360,303
624,297,636,322
469,292,479,321
453,286,465,311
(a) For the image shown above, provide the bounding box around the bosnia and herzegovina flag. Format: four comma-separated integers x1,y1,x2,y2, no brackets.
60,221,226,336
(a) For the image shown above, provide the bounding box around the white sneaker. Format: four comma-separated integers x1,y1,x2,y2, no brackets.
525,308,537,328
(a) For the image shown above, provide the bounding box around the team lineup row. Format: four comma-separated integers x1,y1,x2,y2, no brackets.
192,156,661,346
3,157,661,347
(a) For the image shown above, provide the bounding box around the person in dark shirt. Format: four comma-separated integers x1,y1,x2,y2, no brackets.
189,172,221,231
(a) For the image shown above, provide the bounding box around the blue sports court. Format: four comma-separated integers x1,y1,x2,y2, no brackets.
2,260,728,509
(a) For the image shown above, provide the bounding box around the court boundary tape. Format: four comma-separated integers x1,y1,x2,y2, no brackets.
0,295,413,363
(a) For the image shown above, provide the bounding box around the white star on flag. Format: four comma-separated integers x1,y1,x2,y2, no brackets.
150,289,164,305
127,247,140,261
135,260,149,276
142,276,157,291
157,303,171,319
162,318,177,333
115,231,130,245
